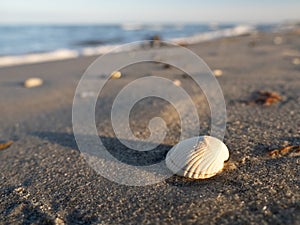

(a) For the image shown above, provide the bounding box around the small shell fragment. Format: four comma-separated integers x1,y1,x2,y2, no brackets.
292,58,300,65
54,217,65,225
0,141,13,150
213,69,223,77
111,71,122,79
269,145,300,158
166,136,229,179
79,91,97,98
273,36,283,45
24,78,43,88
173,79,181,86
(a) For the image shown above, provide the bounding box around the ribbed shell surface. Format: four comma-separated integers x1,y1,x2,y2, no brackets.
166,136,229,179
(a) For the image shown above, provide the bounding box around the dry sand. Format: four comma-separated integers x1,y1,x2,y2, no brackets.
0,29,299,224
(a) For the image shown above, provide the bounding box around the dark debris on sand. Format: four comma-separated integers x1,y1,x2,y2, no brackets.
246,91,283,106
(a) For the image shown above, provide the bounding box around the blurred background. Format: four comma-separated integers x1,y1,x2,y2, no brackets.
0,0,299,63
1,1,300,224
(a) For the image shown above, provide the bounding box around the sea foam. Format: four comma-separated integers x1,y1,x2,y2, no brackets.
0,25,255,68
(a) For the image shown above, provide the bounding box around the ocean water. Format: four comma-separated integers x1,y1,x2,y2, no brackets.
0,23,279,66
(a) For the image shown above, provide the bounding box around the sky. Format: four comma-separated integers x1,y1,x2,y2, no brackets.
1,0,300,24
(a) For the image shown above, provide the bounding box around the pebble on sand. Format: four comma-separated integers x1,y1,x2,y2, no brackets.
24,78,43,88
273,36,283,45
213,69,223,77
292,58,300,65
111,71,122,79
54,217,65,225
163,64,171,69
173,79,181,86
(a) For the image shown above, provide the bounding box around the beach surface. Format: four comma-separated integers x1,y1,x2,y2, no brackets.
0,29,299,224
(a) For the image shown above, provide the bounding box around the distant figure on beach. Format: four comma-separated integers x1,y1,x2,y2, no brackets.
149,35,161,48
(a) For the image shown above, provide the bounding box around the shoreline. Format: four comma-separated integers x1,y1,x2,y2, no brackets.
0,24,274,68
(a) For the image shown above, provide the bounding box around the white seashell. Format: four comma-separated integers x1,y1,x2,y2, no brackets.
24,78,43,88
165,136,229,179
111,71,121,79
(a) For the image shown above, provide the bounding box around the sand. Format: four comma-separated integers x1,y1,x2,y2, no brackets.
0,29,299,224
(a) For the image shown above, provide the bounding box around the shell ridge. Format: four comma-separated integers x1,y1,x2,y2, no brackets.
165,136,229,179
184,140,209,174
193,151,217,175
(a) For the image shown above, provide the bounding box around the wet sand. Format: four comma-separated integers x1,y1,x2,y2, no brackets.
0,29,299,224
